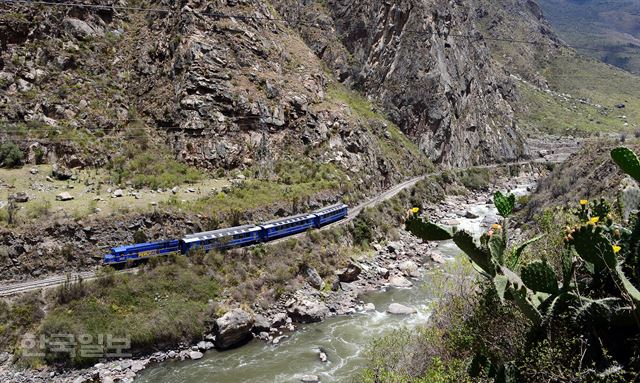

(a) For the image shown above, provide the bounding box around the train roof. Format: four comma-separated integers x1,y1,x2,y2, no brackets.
111,239,180,253
183,224,258,239
260,212,317,229
313,203,348,215
182,224,262,244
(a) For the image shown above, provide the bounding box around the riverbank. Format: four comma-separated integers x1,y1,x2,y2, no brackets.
0,167,540,383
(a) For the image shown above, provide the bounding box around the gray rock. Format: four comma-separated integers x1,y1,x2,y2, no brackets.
303,265,324,290
52,164,72,180
189,351,204,360
167,351,177,358
197,341,214,351
388,276,412,288
363,303,376,312
398,260,418,274
464,210,479,219
301,375,320,382
377,267,390,278
387,303,417,315
56,192,74,201
271,312,288,328
213,309,254,349
112,189,124,198
287,298,329,323
430,252,446,264
11,192,29,203
252,314,272,333
64,17,102,39
337,261,361,283
30,168,38,175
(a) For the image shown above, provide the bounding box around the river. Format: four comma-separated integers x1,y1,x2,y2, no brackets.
136,183,533,383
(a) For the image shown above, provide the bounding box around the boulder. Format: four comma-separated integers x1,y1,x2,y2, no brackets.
287,298,329,323
387,303,417,315
252,314,272,333
363,303,376,312
52,164,72,180
197,341,214,351
301,375,320,383
388,276,412,288
430,252,446,264
303,265,324,290
271,312,288,328
63,17,102,39
337,261,361,283
188,351,203,360
398,260,418,274
464,210,479,219
213,309,254,349
56,192,74,201
377,267,390,278
11,192,29,203
112,189,124,198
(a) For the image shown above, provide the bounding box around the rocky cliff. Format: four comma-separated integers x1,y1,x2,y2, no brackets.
1,0,532,177
272,0,528,166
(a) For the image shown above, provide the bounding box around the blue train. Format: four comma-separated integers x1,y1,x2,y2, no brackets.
102,203,348,266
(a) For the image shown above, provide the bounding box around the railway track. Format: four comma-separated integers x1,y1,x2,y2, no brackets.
0,156,563,297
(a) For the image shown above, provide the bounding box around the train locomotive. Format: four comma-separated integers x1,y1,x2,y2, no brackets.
102,203,348,266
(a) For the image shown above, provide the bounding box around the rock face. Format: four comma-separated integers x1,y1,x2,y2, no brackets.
272,0,528,166
212,309,255,350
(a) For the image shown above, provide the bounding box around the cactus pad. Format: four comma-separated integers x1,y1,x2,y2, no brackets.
405,217,453,241
494,191,516,218
453,231,496,276
521,260,559,294
611,147,640,182
569,225,618,270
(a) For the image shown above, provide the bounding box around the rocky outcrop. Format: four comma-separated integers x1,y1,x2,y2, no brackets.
336,260,361,283
273,0,528,167
212,309,254,350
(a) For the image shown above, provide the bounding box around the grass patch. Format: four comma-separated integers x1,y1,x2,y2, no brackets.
36,263,219,366
110,151,202,190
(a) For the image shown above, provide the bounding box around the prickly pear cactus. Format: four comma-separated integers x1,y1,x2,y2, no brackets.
611,147,640,182
521,260,559,294
618,179,640,221
494,191,516,218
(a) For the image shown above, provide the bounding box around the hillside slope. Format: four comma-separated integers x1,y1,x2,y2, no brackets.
538,0,640,75
475,0,640,136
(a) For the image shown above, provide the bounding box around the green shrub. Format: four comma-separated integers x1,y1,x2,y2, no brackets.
0,142,24,168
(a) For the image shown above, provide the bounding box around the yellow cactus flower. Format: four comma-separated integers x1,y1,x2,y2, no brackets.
589,216,600,224
411,207,420,214
612,245,621,254
580,199,588,206
491,223,502,230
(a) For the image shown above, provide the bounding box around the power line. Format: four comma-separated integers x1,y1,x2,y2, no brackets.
4,0,640,55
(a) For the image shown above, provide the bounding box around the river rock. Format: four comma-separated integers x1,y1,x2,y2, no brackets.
377,267,390,278
252,314,272,333
430,252,446,264
464,210,479,219
301,375,320,383
271,312,288,328
337,261,361,282
388,275,412,288
213,309,254,349
363,303,376,312
398,260,418,274
387,303,417,315
197,340,214,351
287,297,329,323
189,351,204,360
